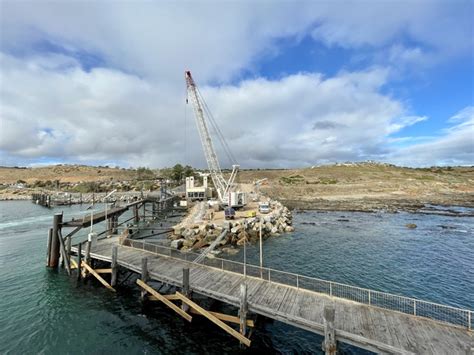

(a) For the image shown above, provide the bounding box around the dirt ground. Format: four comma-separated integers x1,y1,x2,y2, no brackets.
1,163,473,211
236,163,474,212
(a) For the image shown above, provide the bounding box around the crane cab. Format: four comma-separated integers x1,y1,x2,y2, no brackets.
228,191,247,208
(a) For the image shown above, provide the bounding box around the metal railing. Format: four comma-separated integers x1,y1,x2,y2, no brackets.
122,239,473,330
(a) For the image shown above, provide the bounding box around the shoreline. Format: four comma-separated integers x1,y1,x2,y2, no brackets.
2,193,473,217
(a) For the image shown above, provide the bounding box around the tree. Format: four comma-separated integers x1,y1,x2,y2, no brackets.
171,164,184,183
183,165,194,178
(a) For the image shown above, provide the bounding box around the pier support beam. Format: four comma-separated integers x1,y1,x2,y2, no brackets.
239,283,248,344
141,257,148,301
322,305,337,355
181,268,190,312
76,243,82,281
111,245,118,287
48,213,62,267
66,236,71,270
46,228,53,266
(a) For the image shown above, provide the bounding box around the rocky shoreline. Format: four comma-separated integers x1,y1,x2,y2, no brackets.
169,200,294,253
281,198,474,216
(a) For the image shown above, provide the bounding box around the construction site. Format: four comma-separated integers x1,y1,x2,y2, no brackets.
166,71,294,256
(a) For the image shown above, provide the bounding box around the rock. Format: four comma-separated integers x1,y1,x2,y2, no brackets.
231,225,242,234
171,239,184,249
173,226,185,235
405,223,417,229
285,226,295,232
183,238,196,248
271,227,278,234
192,238,209,250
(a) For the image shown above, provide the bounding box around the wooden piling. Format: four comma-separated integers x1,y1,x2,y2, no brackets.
85,241,91,266
111,245,118,287
46,228,53,266
239,283,248,343
49,213,62,267
323,305,337,355
141,257,148,300
77,243,82,280
66,236,71,270
182,268,190,312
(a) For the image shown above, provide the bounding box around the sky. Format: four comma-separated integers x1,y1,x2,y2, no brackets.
0,0,473,169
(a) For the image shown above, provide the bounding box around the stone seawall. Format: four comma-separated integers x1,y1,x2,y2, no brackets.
170,200,294,253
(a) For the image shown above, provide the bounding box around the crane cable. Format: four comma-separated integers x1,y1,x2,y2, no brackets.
195,85,238,166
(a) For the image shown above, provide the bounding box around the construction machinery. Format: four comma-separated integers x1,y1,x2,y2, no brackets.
185,70,247,208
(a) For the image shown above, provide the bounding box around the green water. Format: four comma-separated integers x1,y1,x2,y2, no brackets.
1,201,473,354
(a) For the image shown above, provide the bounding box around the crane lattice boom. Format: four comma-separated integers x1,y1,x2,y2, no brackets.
185,70,240,205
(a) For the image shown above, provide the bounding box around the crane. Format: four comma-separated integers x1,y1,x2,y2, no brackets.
185,70,246,207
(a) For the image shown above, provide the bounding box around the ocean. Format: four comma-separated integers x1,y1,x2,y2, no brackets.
0,201,472,354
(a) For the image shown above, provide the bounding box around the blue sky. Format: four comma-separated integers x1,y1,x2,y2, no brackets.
0,1,473,168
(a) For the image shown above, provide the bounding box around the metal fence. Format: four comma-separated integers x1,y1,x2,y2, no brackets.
122,239,473,330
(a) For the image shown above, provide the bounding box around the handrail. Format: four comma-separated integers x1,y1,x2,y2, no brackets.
122,239,473,331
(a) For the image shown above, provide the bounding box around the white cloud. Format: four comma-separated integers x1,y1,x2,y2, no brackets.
388,107,474,166
2,52,454,168
0,1,472,168
1,0,471,83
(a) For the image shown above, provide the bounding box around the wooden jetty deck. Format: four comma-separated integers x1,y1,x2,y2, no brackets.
71,236,473,354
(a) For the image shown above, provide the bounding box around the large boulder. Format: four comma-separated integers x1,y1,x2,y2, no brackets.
183,237,197,248
285,226,295,232
171,239,184,249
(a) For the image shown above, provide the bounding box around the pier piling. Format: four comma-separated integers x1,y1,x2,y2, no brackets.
48,213,62,267
46,228,53,266
181,268,190,312
141,257,149,301
76,243,82,281
111,246,118,287
323,305,337,355
239,283,248,344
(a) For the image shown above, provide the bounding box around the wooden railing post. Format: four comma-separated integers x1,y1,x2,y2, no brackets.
111,245,118,287
322,305,337,355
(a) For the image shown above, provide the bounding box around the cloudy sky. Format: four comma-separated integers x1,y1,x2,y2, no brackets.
0,0,473,168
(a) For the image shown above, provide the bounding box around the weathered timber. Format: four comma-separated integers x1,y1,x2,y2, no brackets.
189,308,255,327
49,214,62,267
239,283,248,341
182,268,190,312
81,261,115,292
94,268,112,273
58,229,71,275
46,228,52,266
136,280,192,322
69,236,473,354
175,291,251,347
111,246,118,287
76,243,82,281
323,305,337,355
141,257,148,301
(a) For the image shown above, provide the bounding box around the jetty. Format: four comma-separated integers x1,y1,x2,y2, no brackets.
45,198,473,354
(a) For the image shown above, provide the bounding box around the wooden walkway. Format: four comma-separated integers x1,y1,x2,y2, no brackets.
72,236,473,354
